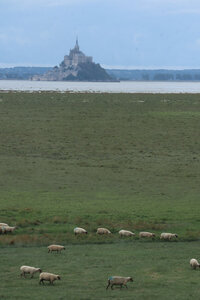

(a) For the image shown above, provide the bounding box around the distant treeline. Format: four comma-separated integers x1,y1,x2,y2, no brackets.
0,67,52,80
106,69,200,81
1,66,200,81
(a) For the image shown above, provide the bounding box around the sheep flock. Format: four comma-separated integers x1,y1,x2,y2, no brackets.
2,222,199,292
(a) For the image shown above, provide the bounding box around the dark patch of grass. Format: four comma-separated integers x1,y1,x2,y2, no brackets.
133,220,169,231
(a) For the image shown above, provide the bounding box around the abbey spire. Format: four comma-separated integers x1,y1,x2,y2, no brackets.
74,37,79,51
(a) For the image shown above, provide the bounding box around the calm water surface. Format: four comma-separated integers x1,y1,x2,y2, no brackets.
1,80,200,93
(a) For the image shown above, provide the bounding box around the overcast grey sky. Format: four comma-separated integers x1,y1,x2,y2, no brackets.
1,0,200,69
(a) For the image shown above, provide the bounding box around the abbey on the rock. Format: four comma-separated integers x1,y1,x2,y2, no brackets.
32,39,114,82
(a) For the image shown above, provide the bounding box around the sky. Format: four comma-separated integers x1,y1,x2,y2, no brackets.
1,0,200,69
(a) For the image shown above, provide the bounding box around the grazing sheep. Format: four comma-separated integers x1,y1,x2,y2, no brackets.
96,228,111,235
139,232,155,238
48,245,65,253
106,276,133,290
0,224,9,234
119,230,135,237
20,266,42,278
190,259,200,270
4,226,16,234
0,223,8,227
39,272,61,285
74,227,87,235
160,233,178,240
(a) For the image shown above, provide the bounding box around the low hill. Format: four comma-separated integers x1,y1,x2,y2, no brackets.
0,66,52,80
33,62,114,81
107,68,200,81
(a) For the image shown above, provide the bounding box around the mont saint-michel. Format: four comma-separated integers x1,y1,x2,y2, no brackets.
33,39,113,82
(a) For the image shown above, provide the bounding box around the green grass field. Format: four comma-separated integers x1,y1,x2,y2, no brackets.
0,242,200,300
0,92,200,299
0,92,200,242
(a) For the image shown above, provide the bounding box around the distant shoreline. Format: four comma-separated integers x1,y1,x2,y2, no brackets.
1,66,200,81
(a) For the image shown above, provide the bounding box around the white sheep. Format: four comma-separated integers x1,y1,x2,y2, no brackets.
0,227,5,234
139,231,155,238
4,226,16,233
160,233,178,240
74,227,87,235
119,230,135,237
96,228,111,235
48,244,65,253
20,266,42,278
190,259,200,270
106,276,133,290
0,224,9,234
39,272,61,285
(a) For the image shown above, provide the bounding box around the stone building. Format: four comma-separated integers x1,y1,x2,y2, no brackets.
62,38,92,67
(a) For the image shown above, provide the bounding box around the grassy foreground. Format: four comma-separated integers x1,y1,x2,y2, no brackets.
0,92,199,243
0,242,200,300
0,92,200,300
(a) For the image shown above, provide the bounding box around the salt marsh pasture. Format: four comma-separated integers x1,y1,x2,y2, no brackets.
0,92,200,299
0,92,199,243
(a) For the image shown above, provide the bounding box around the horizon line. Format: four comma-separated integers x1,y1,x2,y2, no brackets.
1,63,200,71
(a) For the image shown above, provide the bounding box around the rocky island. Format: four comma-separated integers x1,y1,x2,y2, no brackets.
32,39,114,81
